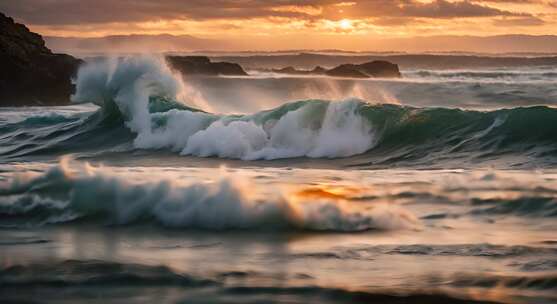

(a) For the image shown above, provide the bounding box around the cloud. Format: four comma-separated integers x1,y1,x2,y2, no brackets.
2,0,554,43
493,16,545,26
0,0,536,26
342,0,525,19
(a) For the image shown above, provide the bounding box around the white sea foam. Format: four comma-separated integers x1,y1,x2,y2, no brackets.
0,159,418,231
72,56,182,134
71,56,376,160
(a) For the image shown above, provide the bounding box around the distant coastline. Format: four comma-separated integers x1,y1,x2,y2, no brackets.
210,53,557,70
45,34,557,55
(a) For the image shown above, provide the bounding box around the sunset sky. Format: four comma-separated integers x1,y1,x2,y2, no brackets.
2,0,557,51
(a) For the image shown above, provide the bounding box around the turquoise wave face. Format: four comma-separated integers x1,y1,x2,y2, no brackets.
354,103,557,166
1,96,557,168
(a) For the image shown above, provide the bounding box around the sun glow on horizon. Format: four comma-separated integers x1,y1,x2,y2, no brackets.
5,0,557,52
339,19,353,30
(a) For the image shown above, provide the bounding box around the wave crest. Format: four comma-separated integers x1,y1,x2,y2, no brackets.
1,56,557,166
71,57,376,160
0,158,418,231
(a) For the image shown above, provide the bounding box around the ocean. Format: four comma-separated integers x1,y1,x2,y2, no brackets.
1,56,556,304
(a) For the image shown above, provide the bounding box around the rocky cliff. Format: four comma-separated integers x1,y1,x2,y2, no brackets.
0,12,82,106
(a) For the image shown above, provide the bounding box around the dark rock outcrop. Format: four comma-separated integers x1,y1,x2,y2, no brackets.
325,65,369,78
326,61,401,78
166,56,248,76
0,12,82,106
266,61,401,78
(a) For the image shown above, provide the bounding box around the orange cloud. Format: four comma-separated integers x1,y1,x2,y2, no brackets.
1,0,555,51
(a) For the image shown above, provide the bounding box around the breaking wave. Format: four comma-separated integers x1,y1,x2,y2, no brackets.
1,56,557,167
0,158,418,231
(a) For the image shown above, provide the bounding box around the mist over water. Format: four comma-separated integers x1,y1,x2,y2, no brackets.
187,67,557,113
1,55,557,304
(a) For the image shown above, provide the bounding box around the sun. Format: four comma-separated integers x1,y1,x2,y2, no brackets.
339,19,352,30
